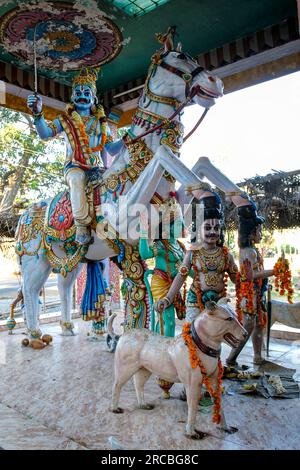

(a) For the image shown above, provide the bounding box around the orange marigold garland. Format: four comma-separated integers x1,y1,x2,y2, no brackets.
192,253,205,312
76,118,107,153
235,261,255,323
67,105,108,156
183,322,223,424
273,257,294,304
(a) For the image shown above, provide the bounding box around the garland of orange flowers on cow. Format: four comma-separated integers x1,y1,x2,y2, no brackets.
183,322,223,424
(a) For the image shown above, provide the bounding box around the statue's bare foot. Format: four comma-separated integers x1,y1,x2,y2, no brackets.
75,226,92,245
138,404,155,410
111,407,124,414
60,322,76,336
186,429,207,440
253,356,267,365
226,359,238,367
27,328,43,340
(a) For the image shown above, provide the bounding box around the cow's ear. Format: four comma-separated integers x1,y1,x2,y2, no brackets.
205,301,217,313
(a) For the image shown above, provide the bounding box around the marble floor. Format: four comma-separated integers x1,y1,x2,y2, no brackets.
0,318,299,450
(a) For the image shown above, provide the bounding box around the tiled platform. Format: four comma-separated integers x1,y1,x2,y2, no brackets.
0,319,299,450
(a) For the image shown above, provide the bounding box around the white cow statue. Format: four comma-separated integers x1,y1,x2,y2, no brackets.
109,298,247,439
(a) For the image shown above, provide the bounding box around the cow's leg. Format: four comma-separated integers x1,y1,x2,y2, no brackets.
21,253,52,339
111,361,140,413
57,265,83,336
185,373,206,439
133,368,153,410
210,367,238,434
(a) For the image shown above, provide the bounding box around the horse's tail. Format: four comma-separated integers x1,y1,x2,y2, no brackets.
107,312,118,340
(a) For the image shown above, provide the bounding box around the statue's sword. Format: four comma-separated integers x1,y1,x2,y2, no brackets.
32,25,39,112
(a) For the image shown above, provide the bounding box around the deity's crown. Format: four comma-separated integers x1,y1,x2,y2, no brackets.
72,67,99,93
159,195,183,224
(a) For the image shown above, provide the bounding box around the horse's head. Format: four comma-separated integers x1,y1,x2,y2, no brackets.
141,47,223,111
162,50,223,107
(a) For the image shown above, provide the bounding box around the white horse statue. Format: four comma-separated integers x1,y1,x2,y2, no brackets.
15,31,242,339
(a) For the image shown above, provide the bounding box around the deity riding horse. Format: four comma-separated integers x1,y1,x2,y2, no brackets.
16,30,242,339
27,67,122,246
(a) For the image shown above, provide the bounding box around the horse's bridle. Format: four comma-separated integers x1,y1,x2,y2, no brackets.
128,52,207,144
158,60,204,102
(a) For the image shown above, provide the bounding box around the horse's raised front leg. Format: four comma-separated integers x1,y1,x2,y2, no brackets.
156,145,203,188
21,252,52,339
57,265,83,336
118,145,203,231
177,156,245,210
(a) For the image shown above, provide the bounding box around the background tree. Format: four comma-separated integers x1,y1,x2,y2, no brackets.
0,107,65,215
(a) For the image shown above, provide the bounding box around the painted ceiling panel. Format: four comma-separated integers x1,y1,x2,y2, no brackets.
0,0,297,96
106,0,171,17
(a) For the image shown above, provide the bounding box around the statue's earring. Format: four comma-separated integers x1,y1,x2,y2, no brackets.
94,95,99,105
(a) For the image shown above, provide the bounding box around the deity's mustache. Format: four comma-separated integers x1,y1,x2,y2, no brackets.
75,98,90,104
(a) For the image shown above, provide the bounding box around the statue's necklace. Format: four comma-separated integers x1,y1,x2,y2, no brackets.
195,247,226,288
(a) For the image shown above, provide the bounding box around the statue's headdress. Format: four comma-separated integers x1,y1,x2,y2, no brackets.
160,195,183,225
238,200,265,248
72,67,99,94
152,193,184,240
201,192,224,221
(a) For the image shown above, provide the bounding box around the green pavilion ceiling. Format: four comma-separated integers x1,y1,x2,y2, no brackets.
0,0,298,100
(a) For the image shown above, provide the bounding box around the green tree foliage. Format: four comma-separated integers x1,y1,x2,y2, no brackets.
0,107,65,213
260,229,276,257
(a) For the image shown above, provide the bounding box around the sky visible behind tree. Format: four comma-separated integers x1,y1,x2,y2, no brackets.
181,70,300,183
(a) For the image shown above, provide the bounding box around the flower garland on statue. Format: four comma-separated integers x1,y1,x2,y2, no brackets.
235,251,294,326
192,247,229,313
66,104,108,154
182,322,223,424
235,262,254,323
273,256,294,304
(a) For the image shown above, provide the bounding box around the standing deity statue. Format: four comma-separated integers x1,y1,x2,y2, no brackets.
226,202,274,366
27,67,122,245
154,191,240,321
139,194,186,398
139,195,186,338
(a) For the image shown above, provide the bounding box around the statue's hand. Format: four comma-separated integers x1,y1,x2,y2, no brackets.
154,298,170,313
27,94,43,113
